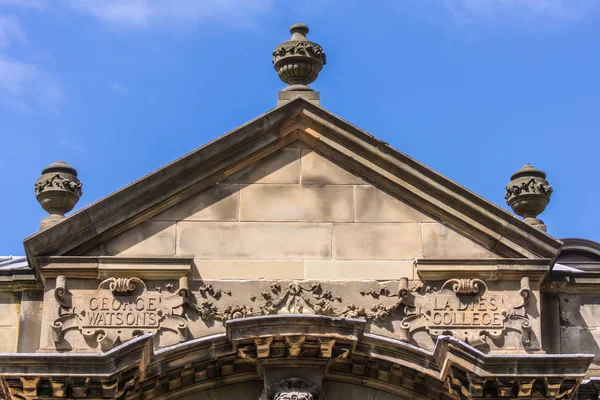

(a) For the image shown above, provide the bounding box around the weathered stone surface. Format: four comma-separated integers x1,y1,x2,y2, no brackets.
305,260,414,280
107,221,176,256
152,184,239,221
355,185,433,222
0,293,19,326
226,148,301,184
17,291,42,353
278,90,320,105
0,327,17,352
561,327,600,360
178,382,262,400
321,382,378,400
422,223,495,258
301,150,364,185
240,185,353,222
559,295,600,327
194,260,304,280
333,223,421,260
177,222,331,259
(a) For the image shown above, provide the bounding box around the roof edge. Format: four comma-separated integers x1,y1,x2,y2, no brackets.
23,98,562,263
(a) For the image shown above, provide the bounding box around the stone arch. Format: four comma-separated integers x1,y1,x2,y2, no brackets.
0,315,590,399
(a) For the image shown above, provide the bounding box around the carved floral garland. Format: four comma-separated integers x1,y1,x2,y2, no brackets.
190,277,534,349
505,178,553,201
53,275,535,351
35,173,82,195
272,42,327,65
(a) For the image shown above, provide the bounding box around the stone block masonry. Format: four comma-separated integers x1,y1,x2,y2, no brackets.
100,146,504,280
0,293,20,352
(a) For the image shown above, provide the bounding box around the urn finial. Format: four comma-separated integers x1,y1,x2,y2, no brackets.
35,161,82,230
273,22,326,105
505,164,553,231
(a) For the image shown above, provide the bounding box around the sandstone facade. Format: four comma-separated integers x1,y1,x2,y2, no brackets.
0,25,597,399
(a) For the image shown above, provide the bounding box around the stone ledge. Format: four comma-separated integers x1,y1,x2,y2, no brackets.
36,256,194,281
226,314,366,343
0,316,592,399
416,258,551,281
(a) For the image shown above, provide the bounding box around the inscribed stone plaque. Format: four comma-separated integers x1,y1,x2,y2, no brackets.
53,276,188,350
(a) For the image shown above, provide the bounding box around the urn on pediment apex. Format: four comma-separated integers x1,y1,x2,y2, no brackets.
35,161,82,229
273,23,327,92
505,164,552,231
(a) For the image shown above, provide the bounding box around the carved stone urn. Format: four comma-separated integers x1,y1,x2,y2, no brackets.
273,23,327,92
505,164,552,231
35,161,82,230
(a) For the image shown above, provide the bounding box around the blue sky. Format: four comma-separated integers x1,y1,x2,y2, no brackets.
1,0,599,255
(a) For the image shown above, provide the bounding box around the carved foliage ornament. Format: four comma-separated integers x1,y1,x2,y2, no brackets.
505,178,552,202
272,23,326,89
34,173,83,196
192,282,342,325
189,278,533,348
272,41,327,65
52,276,189,350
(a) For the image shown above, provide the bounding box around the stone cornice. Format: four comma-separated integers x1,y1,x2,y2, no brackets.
23,98,562,271
543,268,600,294
36,256,194,282
0,332,150,376
23,101,304,264
416,258,551,281
0,267,41,291
297,105,562,260
226,314,365,343
0,315,591,399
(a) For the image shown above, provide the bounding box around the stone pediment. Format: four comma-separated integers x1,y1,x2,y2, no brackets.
23,98,563,355
86,141,505,282
23,98,561,267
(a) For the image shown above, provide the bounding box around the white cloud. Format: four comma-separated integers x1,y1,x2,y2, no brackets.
396,0,599,26
0,0,44,9
58,133,86,154
443,0,593,23
0,14,26,49
111,81,127,94
0,8,64,113
0,56,65,112
64,0,275,29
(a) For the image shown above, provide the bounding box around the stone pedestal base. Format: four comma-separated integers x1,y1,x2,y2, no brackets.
278,90,320,106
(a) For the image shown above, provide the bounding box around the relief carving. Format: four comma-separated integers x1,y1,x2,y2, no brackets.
264,378,322,400
250,282,341,316
34,173,83,196
366,277,534,347
198,284,231,300
192,282,343,326
52,276,189,350
187,278,534,349
505,177,553,202
272,41,327,65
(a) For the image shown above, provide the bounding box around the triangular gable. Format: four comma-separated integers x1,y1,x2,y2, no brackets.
23,98,562,269
90,143,498,281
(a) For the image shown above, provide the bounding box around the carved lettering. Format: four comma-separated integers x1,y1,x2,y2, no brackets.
395,277,534,348
52,276,190,351
428,296,504,329
82,294,161,328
